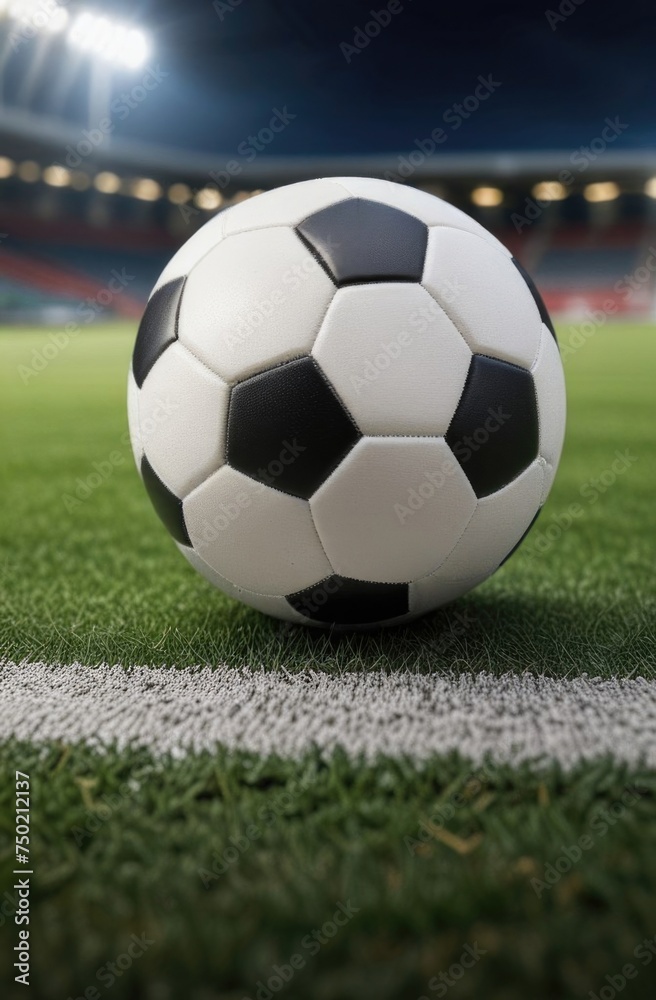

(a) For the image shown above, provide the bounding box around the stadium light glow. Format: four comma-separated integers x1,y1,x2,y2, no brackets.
1,0,69,33
17,160,40,182
644,178,656,198
470,186,503,207
67,11,150,69
0,2,148,66
43,164,71,187
583,182,620,203
194,187,223,210
532,181,567,202
93,171,121,194
168,183,192,205
131,178,162,201
0,156,15,178
69,170,91,191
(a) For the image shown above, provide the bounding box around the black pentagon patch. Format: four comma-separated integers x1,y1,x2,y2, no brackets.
512,258,557,341
132,277,185,388
141,455,191,546
446,354,539,498
500,509,541,566
227,357,361,500
287,576,409,626
296,198,427,285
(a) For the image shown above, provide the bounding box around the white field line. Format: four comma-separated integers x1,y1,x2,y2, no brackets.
1,660,655,768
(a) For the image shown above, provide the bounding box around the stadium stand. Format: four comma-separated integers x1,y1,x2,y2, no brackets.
1,152,655,323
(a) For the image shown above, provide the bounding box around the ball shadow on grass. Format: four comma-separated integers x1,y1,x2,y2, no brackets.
245,588,652,679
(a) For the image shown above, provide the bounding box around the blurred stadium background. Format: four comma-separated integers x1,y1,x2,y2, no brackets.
3,6,656,998
2,0,655,328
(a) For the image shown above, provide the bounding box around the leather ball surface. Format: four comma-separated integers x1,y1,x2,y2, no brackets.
128,177,566,629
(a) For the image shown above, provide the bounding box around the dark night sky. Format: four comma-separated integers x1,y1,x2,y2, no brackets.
2,0,654,156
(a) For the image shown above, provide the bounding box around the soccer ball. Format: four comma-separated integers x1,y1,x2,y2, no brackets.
127,177,565,629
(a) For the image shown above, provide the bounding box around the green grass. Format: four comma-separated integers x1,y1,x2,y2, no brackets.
1,322,656,1000
0,322,654,674
1,744,655,1000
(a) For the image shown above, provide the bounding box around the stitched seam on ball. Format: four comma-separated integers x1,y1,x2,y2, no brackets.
419,281,474,361
183,545,311,604
288,573,411,595
293,229,338,286
306,500,337,573
422,230,541,364
309,356,362,437
427,459,545,581
412,500,478,584
425,223,511,256
175,334,231,384
330,179,358,199
307,291,338,355
323,179,427,226
530,323,549,375
174,338,230,388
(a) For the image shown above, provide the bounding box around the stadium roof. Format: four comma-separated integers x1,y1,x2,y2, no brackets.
2,104,656,189
1,0,656,169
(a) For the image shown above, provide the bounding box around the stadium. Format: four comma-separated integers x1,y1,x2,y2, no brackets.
1,1,654,997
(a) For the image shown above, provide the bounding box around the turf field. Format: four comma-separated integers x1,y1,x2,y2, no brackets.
1,322,655,999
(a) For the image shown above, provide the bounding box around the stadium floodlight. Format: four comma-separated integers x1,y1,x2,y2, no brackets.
43,164,71,187
17,160,40,182
168,183,192,205
131,177,162,201
194,187,223,210
583,182,620,203
1,0,69,33
69,170,91,191
532,181,567,202
470,186,503,207
93,171,121,194
644,178,656,198
0,156,15,178
67,11,149,69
